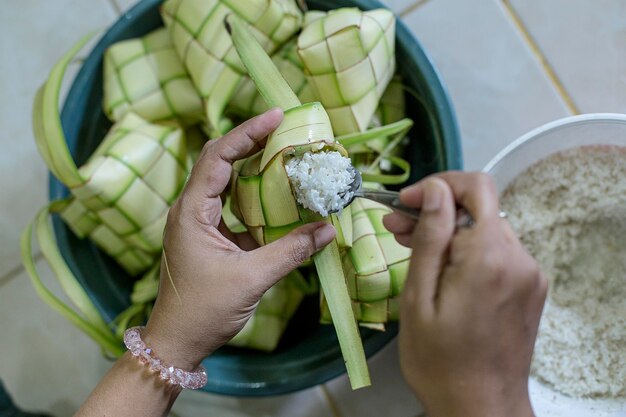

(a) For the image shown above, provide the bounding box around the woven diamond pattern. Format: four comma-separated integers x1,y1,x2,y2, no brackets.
62,113,190,275
59,198,155,275
298,8,396,135
161,0,302,132
227,271,305,351
344,198,410,303
103,28,204,126
320,293,400,330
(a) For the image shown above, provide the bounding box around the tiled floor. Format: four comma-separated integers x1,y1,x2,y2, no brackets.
507,0,626,114
0,261,110,416
0,0,118,280
1,0,625,416
400,0,571,170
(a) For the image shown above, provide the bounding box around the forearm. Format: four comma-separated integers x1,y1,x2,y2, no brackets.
74,352,181,417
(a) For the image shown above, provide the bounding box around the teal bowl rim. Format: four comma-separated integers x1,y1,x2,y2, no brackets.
50,0,461,396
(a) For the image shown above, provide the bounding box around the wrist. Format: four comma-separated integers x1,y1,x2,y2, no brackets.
142,322,206,370
118,351,183,395
124,327,208,390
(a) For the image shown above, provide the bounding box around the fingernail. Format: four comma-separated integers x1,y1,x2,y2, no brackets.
422,179,442,212
399,183,418,199
267,107,283,117
313,224,336,250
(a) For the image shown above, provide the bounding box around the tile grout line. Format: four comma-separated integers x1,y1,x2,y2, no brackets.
500,0,579,115
399,0,431,18
0,252,44,287
319,385,345,417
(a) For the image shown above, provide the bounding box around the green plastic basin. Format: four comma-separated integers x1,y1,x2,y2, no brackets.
51,0,461,396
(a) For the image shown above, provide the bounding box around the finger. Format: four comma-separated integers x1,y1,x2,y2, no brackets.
217,217,260,251
217,218,238,243
393,233,412,248
434,172,499,222
247,222,336,291
400,172,499,224
186,108,284,200
233,232,261,252
403,178,456,314
383,212,416,235
383,208,423,248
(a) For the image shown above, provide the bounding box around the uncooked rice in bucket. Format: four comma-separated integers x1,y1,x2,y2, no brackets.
500,145,626,399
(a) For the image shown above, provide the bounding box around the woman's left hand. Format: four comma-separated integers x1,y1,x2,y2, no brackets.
142,108,336,369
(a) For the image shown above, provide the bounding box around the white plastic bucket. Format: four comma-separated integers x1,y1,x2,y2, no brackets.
484,113,626,192
484,113,626,417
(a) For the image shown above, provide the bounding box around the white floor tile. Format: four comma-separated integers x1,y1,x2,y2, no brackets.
400,0,571,171
0,259,110,416
0,0,117,279
0,257,334,416
323,339,423,417
508,0,626,114
172,386,335,417
112,0,141,14
381,0,418,14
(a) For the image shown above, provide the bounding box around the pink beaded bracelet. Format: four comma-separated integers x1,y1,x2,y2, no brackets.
123,326,207,390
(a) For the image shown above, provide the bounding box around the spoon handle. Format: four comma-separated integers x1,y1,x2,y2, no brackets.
357,190,421,220
355,190,507,228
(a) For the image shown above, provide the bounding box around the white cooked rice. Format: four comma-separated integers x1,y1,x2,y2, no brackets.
285,151,355,217
500,145,626,399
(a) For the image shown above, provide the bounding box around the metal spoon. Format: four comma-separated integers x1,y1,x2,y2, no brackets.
336,167,507,228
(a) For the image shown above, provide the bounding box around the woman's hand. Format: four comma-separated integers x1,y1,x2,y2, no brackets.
76,109,335,417
384,173,547,417
142,108,336,369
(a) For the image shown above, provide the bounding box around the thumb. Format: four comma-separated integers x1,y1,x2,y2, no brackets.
249,222,336,290
405,178,456,310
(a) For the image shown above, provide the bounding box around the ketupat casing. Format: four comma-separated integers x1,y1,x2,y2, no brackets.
297,8,396,136
62,113,190,275
345,198,410,302
103,28,204,126
59,198,155,275
229,102,353,247
161,0,303,135
321,294,401,331
227,269,308,352
320,198,411,329
296,8,411,186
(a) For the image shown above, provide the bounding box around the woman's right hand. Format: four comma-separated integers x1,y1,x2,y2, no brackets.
384,173,547,417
